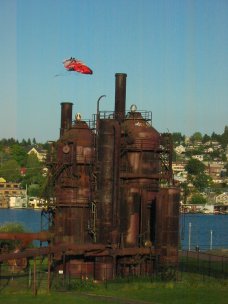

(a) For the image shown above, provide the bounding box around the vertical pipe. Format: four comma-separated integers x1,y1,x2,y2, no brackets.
60,102,73,137
63,253,66,288
210,230,213,250
33,257,37,296
115,73,127,121
188,222,191,251
47,254,51,293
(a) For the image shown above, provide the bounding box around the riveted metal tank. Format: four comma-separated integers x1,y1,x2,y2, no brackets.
52,103,95,244
119,109,161,248
155,187,180,264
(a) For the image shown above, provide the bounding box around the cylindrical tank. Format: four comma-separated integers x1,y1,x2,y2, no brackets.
53,108,95,244
119,110,161,248
155,187,180,264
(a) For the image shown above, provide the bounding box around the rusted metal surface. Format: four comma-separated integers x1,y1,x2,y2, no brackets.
114,73,127,121
0,231,53,248
50,111,95,244
0,231,54,272
0,243,107,262
155,187,180,264
60,102,73,137
0,72,180,281
118,110,161,248
96,119,121,244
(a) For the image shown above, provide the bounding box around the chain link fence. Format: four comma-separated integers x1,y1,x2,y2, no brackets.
179,250,228,280
0,251,228,294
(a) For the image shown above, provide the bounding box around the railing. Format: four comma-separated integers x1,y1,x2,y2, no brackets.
179,250,228,280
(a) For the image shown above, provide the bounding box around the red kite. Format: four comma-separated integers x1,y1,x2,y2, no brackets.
63,57,93,75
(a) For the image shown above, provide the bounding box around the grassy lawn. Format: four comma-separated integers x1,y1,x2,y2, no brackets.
92,277,228,304
0,274,228,304
0,293,110,304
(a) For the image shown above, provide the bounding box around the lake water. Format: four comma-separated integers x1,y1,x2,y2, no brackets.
180,213,228,251
0,209,228,251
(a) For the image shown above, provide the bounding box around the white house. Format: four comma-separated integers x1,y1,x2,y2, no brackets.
215,192,228,204
175,145,186,154
192,155,204,162
27,147,47,162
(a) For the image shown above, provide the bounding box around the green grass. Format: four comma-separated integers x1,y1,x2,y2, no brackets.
0,274,228,304
1,254,228,304
0,293,109,304
92,275,228,304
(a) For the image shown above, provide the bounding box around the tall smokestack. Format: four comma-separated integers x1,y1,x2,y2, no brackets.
60,102,73,137
115,73,127,121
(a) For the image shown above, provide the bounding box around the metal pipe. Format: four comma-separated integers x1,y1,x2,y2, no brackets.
115,73,127,121
60,102,73,137
33,257,37,296
96,95,106,119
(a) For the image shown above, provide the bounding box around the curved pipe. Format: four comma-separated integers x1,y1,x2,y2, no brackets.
96,95,106,124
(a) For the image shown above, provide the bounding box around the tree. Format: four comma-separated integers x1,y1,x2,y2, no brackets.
202,134,211,143
192,173,213,192
224,163,228,177
21,138,27,146
172,132,185,145
190,132,202,143
220,126,228,149
191,193,207,205
0,159,21,182
0,223,27,250
185,158,205,176
10,144,27,166
180,182,190,204
211,132,220,142
21,154,46,196
22,154,42,183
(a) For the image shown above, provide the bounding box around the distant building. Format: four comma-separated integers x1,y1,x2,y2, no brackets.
172,162,187,183
9,196,28,208
175,145,186,154
215,192,228,204
0,180,27,208
172,162,187,174
192,155,204,162
206,162,224,183
28,197,44,209
27,147,47,162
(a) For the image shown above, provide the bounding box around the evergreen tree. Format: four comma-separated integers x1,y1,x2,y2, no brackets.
185,158,205,176
0,159,21,182
11,144,27,166
221,126,228,149
190,132,202,143
202,134,211,143
191,193,207,205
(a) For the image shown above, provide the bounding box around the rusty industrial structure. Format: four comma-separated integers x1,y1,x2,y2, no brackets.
0,73,180,281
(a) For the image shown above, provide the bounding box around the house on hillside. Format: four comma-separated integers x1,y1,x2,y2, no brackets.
172,162,188,183
215,192,228,204
192,155,204,162
27,147,47,162
175,145,186,154
206,162,224,183
0,180,27,208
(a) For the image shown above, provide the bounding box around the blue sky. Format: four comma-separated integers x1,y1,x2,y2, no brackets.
0,0,227,142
